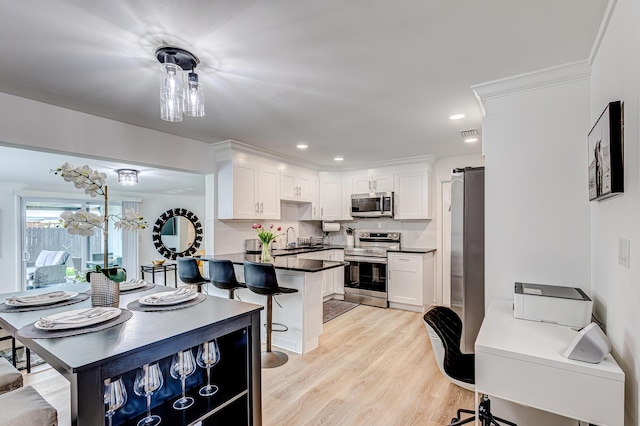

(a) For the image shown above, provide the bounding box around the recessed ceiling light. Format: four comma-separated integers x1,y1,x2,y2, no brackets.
296,144,308,150
464,138,478,143
334,156,344,161
449,113,465,120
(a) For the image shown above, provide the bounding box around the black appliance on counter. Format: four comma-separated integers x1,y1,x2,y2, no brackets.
343,232,400,308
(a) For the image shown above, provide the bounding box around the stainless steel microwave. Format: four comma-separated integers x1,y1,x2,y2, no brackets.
351,192,394,218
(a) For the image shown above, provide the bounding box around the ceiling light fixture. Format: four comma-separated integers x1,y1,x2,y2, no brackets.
449,113,465,120
464,138,478,143
296,144,308,150
117,169,139,186
334,156,344,162
156,46,204,122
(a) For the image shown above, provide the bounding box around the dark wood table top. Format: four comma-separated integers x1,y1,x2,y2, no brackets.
0,284,262,373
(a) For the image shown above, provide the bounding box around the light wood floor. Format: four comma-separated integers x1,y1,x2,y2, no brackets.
23,305,474,425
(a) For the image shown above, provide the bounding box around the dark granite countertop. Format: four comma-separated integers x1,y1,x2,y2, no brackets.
387,247,436,254
200,253,347,273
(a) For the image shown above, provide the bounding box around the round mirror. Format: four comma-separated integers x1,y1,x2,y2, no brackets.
152,208,203,260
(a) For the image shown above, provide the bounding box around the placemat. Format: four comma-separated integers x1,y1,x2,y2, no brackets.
17,309,133,339
120,283,155,294
0,293,90,313
126,293,206,312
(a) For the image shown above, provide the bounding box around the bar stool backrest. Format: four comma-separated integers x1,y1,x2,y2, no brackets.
177,257,206,284
244,261,279,295
209,259,240,290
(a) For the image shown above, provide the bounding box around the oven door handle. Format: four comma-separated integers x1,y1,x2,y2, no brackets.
344,256,387,264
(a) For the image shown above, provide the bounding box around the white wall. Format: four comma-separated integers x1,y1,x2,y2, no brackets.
476,66,592,425
481,75,592,304
0,93,213,293
589,0,640,423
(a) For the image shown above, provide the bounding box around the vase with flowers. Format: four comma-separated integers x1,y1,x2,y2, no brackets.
252,223,283,263
52,163,148,307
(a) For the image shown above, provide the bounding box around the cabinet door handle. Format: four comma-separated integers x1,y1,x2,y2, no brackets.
255,202,259,213
372,179,377,191
321,207,324,217
260,202,264,213
313,206,316,215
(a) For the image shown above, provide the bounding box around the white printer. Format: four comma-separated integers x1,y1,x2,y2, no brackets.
514,282,593,327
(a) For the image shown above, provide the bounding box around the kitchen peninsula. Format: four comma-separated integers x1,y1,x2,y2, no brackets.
201,250,347,354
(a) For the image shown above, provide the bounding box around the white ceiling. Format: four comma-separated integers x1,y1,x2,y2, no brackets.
0,1,607,169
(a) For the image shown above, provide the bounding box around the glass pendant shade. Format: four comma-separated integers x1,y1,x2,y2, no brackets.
117,169,139,186
185,73,205,117
160,62,184,122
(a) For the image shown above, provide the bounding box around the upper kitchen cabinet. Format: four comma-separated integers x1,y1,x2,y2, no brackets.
352,173,393,194
217,160,280,220
319,174,344,220
393,168,433,219
299,177,321,221
281,171,312,202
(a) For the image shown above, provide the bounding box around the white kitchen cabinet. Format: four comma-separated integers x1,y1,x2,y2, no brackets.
342,177,353,220
393,168,432,219
299,177,321,221
353,173,393,193
217,160,280,220
281,171,311,202
388,251,434,312
297,249,344,299
319,175,342,220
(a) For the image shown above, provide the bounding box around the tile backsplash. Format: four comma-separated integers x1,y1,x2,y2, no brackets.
213,202,435,254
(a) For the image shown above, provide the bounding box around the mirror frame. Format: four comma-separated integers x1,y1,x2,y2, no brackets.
152,208,203,260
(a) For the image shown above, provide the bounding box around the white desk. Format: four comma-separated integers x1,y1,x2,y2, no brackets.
475,300,624,426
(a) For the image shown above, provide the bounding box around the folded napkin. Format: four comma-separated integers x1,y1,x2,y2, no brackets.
7,291,66,304
144,288,194,304
122,278,145,285
38,307,110,329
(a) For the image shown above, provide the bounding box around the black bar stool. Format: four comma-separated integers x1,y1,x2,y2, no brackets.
208,259,246,299
243,261,298,368
177,257,209,293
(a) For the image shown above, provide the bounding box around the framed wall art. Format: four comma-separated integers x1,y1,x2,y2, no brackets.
588,100,623,201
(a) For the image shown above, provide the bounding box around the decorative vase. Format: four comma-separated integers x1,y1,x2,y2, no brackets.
261,241,272,263
87,271,121,307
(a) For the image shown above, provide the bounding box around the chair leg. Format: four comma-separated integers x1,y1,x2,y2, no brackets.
260,295,288,368
265,295,273,353
11,337,17,368
26,348,31,373
228,290,235,300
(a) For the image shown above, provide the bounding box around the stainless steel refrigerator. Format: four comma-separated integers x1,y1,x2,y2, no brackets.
450,166,484,353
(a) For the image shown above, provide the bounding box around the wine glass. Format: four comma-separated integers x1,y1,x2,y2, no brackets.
170,349,196,410
196,339,221,396
104,376,127,426
133,363,164,426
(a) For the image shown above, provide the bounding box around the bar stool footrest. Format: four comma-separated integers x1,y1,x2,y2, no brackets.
267,322,288,333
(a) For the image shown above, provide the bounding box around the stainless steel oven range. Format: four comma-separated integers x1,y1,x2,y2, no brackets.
344,232,400,308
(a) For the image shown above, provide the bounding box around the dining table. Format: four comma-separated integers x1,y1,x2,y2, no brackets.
0,282,263,426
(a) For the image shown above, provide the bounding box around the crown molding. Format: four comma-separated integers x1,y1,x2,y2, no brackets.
211,139,434,172
588,0,617,65
471,60,591,105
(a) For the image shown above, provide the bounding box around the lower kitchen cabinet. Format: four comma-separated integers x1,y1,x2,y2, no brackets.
297,250,344,300
388,251,435,312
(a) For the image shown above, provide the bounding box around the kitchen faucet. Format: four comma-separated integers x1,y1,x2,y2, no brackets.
286,227,296,248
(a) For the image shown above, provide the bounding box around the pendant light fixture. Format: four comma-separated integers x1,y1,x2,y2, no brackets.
156,47,205,122
117,169,139,186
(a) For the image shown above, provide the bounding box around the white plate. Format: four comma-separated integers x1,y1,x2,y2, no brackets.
138,290,198,306
35,307,121,330
5,291,78,307
120,280,147,291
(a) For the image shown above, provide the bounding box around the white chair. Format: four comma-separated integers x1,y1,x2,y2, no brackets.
26,250,70,282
